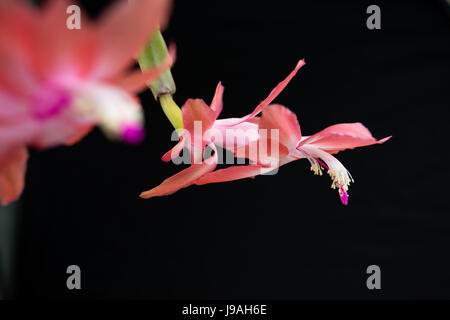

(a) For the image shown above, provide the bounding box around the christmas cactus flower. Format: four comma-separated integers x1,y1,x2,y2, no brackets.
140,61,306,198
141,59,390,205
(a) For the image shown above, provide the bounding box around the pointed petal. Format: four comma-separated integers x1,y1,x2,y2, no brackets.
140,146,217,198
0,146,28,206
250,59,305,117
210,82,224,116
222,59,305,127
195,164,263,185
298,123,391,153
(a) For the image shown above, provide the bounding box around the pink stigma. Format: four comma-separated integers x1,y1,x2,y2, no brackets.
121,124,144,144
339,184,348,205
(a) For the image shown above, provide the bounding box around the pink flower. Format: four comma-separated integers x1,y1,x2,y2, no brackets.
140,60,305,198
196,104,391,205
0,0,172,205
141,59,390,205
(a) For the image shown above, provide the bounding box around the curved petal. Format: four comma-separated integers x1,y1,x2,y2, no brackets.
94,0,169,78
0,146,28,206
161,135,185,162
116,43,176,94
195,164,263,185
221,59,305,127
298,123,391,154
258,104,301,151
249,59,305,118
182,98,216,148
140,145,218,198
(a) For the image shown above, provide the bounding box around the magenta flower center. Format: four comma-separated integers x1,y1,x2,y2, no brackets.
31,85,71,120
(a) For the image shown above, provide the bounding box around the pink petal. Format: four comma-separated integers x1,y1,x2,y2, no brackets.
0,146,28,206
210,82,224,116
195,164,263,185
258,104,302,151
182,98,217,148
0,1,37,57
94,0,169,78
30,107,96,149
298,123,391,154
251,59,305,116
0,1,39,97
140,147,218,198
212,119,259,150
222,59,305,127
35,0,98,81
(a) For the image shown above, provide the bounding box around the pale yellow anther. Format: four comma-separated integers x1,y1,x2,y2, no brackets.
310,164,323,176
327,169,351,191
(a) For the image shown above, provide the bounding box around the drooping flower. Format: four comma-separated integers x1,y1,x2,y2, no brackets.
140,60,306,198
196,104,391,205
141,58,390,205
0,0,172,205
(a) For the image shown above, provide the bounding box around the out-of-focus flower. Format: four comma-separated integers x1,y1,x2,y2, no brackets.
196,104,391,205
0,0,172,205
140,61,305,198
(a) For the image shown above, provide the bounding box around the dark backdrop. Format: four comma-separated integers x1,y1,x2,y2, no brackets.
16,0,450,299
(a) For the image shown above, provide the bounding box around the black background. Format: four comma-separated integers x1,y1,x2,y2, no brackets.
15,0,450,299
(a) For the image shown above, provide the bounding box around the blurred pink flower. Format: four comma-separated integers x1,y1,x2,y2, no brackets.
0,0,172,205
